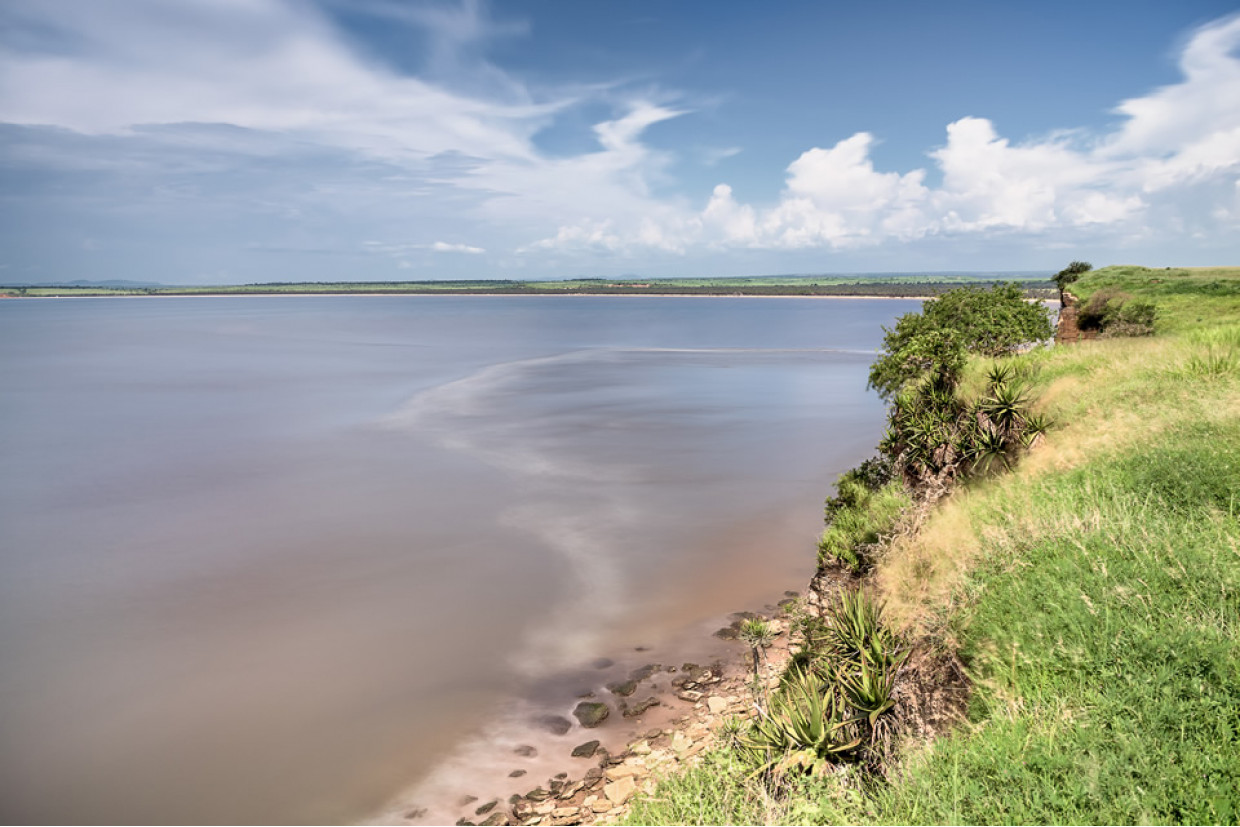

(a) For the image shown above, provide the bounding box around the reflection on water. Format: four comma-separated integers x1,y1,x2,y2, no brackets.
0,296,913,824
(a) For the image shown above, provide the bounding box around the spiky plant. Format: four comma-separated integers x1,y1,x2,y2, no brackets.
978,381,1030,435
741,670,862,779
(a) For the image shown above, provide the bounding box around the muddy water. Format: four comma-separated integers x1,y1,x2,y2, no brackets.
0,295,914,824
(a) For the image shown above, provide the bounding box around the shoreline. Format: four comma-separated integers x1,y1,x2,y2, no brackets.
4,292,945,301
371,598,804,827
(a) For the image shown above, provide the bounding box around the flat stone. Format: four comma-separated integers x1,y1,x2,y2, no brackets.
606,679,637,697
533,802,556,816
551,807,578,818
707,696,728,715
671,732,691,754
525,788,551,802
475,799,500,816
535,716,573,736
622,697,659,718
592,657,614,669
677,690,703,702
480,815,508,827
404,807,427,820
629,740,651,755
571,740,600,758
572,701,610,728
603,776,636,805
629,664,660,682
590,798,611,814
509,770,527,778
514,745,538,757
460,795,479,806
604,762,644,781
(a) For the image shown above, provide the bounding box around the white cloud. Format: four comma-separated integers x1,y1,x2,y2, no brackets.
431,241,485,254
527,13,1240,259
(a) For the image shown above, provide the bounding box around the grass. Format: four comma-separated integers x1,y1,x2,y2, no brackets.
627,264,1240,825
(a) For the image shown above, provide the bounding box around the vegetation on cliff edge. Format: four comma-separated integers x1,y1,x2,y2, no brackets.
625,265,1240,825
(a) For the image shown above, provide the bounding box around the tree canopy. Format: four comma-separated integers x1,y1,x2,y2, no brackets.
867,284,1053,400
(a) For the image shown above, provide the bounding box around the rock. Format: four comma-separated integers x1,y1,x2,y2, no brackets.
480,814,508,827
603,776,636,805
551,807,578,818
572,701,610,728
476,800,499,816
514,745,538,757
681,662,700,673
533,801,556,816
677,690,703,703
630,664,661,681
644,728,663,739
456,819,476,826
592,657,614,669
606,679,637,697
671,732,691,754
509,769,527,778
460,795,479,806
629,740,651,755
604,763,644,781
583,767,604,782
590,798,611,814
571,740,600,758
525,788,551,802
558,781,583,800
404,807,427,820
535,716,572,736
670,676,688,689
707,696,728,715
622,697,659,718
713,626,739,640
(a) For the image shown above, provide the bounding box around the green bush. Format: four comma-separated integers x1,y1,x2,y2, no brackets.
818,481,909,572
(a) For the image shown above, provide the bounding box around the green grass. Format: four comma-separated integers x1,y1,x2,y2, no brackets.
628,264,1240,825
818,482,910,572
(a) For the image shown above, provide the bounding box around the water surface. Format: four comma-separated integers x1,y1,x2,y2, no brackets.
0,295,914,823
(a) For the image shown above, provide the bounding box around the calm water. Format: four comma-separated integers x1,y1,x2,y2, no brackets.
0,295,914,824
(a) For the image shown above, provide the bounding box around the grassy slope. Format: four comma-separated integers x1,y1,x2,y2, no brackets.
626,266,1240,825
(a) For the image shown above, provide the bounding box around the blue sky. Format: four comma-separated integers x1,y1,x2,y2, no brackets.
1,0,1238,284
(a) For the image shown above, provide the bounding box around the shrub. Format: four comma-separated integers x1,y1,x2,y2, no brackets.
818,481,909,571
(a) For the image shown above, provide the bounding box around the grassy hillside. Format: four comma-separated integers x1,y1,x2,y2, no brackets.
626,266,1240,825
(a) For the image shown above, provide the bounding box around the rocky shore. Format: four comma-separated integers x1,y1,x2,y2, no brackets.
396,601,803,827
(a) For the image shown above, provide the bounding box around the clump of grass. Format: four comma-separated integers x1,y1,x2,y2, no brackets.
818,481,910,572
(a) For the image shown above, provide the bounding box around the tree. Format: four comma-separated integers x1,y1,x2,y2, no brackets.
867,284,1053,400
1052,260,1092,303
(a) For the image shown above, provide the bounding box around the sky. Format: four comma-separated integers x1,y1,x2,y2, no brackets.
1,0,1239,284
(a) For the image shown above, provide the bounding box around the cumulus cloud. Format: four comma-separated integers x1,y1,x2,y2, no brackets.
528,13,1240,257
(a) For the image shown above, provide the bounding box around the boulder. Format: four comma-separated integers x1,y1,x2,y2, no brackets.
572,701,610,728
622,697,659,718
603,776,636,805
606,679,637,697
535,716,572,736
571,740,600,758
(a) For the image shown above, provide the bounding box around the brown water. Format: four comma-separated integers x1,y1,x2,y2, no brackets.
0,295,914,824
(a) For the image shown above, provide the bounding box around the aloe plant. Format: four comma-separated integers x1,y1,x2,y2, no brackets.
741,670,862,778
